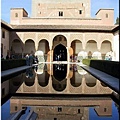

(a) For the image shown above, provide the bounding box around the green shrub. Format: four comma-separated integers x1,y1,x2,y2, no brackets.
82,59,119,78
82,59,91,66
1,59,26,71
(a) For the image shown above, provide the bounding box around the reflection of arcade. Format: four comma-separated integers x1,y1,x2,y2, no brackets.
24,68,35,86
52,64,67,91
53,64,67,81
26,68,33,78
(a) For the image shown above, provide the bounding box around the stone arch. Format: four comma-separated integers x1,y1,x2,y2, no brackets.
37,39,50,62
24,68,35,86
11,39,23,58
52,76,67,92
70,72,82,87
100,40,112,59
85,73,96,87
86,40,97,59
86,40,97,52
71,40,83,56
38,39,50,53
37,72,49,87
52,35,67,49
24,39,35,54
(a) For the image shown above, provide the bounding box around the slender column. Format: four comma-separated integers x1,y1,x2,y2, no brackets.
67,39,70,62
34,75,37,93
49,40,52,63
82,33,86,50
66,78,70,93
48,76,52,93
81,76,85,94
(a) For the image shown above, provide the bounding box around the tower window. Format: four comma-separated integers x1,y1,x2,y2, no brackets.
59,11,63,16
58,107,62,112
104,108,107,112
78,109,81,113
15,106,18,111
106,14,108,18
15,13,18,17
79,10,82,14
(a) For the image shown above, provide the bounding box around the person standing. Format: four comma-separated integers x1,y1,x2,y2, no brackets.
29,54,33,66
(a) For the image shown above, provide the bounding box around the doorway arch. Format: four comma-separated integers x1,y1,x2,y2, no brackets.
53,44,67,61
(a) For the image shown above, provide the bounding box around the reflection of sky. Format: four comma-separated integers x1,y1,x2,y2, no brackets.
89,102,119,120
1,100,10,120
19,107,31,119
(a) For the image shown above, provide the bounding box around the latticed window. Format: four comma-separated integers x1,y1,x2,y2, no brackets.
59,11,63,16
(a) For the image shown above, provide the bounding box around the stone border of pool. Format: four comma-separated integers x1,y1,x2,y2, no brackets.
80,65,119,94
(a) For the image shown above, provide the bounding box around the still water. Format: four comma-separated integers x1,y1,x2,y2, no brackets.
1,64,119,120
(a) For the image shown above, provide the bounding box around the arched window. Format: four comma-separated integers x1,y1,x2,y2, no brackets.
106,13,108,18
15,13,18,17
59,11,63,16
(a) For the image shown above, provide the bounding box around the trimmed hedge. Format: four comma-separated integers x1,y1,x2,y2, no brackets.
1,59,26,71
82,59,91,66
82,59,119,79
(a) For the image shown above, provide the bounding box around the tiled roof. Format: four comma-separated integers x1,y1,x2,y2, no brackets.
11,24,118,31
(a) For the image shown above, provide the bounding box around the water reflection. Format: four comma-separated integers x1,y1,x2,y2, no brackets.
24,68,35,86
7,97,119,120
1,63,119,120
53,64,67,81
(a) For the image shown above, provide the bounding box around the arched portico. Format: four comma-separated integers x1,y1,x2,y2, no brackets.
11,39,23,58
53,44,67,61
100,40,112,59
24,39,35,55
52,35,67,61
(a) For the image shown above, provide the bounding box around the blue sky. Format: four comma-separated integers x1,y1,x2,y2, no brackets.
1,0,119,24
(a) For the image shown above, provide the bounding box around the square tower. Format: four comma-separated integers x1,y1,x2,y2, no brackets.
31,0,91,18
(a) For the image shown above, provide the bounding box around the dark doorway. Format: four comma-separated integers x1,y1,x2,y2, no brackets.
53,44,67,61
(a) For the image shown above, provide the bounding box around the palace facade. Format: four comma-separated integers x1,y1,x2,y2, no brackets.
1,0,119,61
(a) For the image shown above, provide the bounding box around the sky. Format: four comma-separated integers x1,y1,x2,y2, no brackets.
1,0,119,24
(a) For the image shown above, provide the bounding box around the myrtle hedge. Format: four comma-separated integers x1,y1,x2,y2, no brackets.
82,59,119,79
1,59,26,71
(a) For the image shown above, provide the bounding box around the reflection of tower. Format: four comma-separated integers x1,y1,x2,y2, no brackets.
10,97,112,120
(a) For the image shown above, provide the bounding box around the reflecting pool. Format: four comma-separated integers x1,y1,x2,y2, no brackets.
1,63,119,120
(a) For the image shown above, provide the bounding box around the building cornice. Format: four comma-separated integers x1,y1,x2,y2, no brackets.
1,20,119,33
1,20,13,30
11,24,116,33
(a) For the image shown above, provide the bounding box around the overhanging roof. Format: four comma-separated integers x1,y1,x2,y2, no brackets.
11,24,119,32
